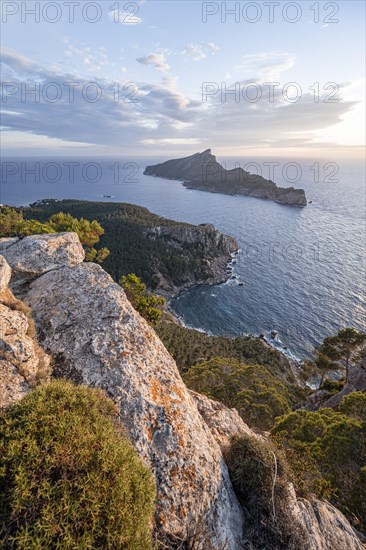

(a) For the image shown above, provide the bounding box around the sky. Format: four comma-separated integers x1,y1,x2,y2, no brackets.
1,0,365,157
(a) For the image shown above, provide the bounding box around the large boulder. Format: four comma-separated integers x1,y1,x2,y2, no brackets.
1,233,85,291
25,262,244,549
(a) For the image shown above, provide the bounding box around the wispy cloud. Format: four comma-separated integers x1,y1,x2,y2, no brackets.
136,52,170,72
181,42,220,62
236,51,296,81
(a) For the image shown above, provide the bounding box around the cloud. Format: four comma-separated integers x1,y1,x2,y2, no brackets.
181,42,220,61
108,9,143,25
62,40,115,73
236,51,296,81
136,53,170,72
1,47,37,73
1,47,360,154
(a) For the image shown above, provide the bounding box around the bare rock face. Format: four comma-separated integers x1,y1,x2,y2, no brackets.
295,499,365,550
189,390,258,450
0,237,20,252
0,256,50,408
1,233,85,291
25,262,244,549
0,255,11,292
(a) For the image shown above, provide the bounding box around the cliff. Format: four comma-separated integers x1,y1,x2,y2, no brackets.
24,200,238,297
144,223,238,296
0,234,363,549
144,149,307,207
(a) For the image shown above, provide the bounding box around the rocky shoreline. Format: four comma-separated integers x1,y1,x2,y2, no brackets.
145,223,239,298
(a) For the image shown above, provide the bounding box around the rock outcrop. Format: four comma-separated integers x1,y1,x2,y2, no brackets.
0,255,11,292
24,260,244,548
295,499,365,550
0,232,85,293
0,256,50,408
189,390,258,449
144,150,307,207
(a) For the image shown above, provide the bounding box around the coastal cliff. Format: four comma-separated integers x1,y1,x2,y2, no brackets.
24,200,238,297
0,233,364,549
144,149,307,207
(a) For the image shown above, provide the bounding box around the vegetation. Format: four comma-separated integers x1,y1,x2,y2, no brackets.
0,206,110,264
312,328,366,386
184,358,292,431
226,435,306,549
22,199,223,288
120,274,165,324
272,392,366,532
0,380,156,549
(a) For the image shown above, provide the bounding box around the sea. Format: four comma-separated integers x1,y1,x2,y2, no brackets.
1,156,365,360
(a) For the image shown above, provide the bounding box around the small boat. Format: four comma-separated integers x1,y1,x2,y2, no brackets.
103,195,112,198
238,282,244,286
309,201,313,204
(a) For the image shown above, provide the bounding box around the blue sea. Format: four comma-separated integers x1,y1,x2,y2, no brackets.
1,156,365,359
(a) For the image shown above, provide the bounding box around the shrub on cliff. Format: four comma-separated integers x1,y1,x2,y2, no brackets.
226,435,306,549
183,357,291,431
272,395,366,532
120,273,165,324
0,380,156,549
0,207,110,264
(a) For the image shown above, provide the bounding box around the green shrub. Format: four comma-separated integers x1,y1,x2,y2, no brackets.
0,380,155,549
183,357,291,431
339,391,366,421
120,274,165,324
225,435,306,549
272,404,366,532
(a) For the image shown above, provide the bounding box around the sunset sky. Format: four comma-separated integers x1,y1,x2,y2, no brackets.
1,0,365,157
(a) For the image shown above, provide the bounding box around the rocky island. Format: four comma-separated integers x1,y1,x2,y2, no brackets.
144,149,307,207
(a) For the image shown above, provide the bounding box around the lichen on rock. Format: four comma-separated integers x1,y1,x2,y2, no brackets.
25,260,244,549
